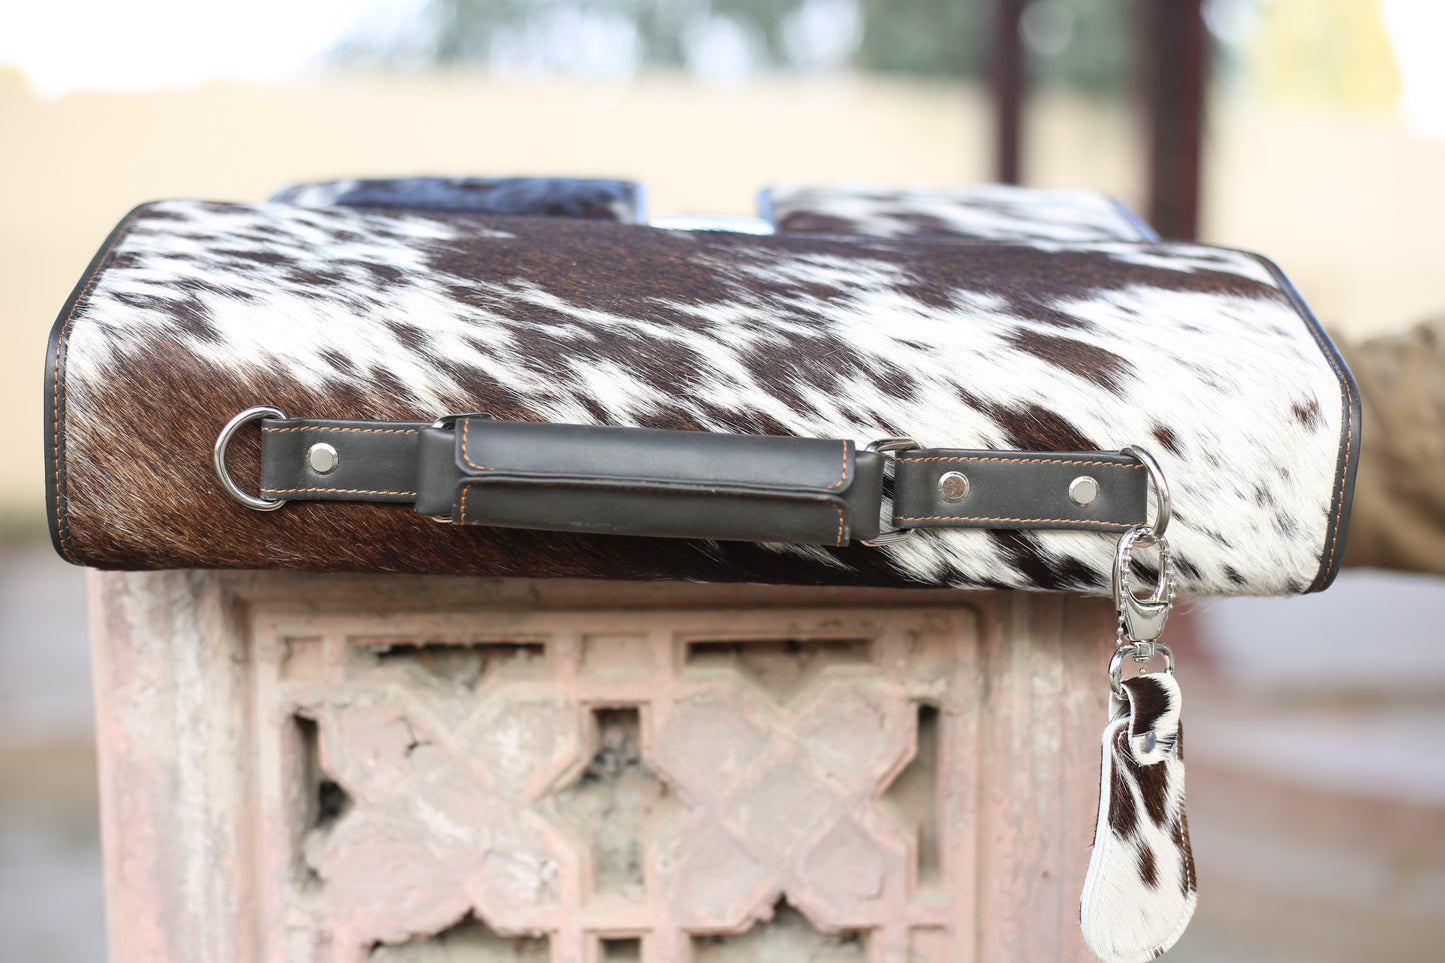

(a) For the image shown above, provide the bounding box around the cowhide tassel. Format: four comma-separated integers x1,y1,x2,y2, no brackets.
1080,672,1197,962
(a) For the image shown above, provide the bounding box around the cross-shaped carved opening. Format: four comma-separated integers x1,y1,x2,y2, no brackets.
692,899,865,961
293,714,353,890
552,707,676,899
367,910,548,960
684,637,871,703
599,935,642,960
880,703,943,888
365,640,546,690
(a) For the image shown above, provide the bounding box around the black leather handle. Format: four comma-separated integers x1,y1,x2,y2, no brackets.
423,418,883,546
254,416,1149,544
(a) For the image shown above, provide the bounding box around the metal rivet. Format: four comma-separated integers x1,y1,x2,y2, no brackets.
308,442,339,475
1069,475,1100,507
938,471,970,503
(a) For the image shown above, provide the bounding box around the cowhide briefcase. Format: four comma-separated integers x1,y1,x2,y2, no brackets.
44,179,1357,598
44,178,1360,962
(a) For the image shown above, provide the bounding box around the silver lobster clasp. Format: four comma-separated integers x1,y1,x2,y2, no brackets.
1113,525,1173,644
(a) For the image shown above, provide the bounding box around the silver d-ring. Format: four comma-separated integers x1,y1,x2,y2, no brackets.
1120,444,1170,540
1110,642,1176,697
860,437,921,547
214,406,288,511
1109,644,1135,696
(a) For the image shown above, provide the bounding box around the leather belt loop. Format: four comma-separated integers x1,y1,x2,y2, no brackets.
891,450,1148,532
258,417,428,504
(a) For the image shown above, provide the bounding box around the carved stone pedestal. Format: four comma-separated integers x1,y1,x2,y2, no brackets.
89,572,1113,962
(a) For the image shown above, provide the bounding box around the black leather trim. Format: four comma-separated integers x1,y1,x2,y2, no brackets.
43,203,150,566
892,451,1148,532
1106,195,1162,242
1259,256,1361,593
260,418,428,503
414,425,460,519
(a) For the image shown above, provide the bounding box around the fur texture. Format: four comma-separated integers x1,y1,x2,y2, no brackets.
1080,673,1196,962
51,200,1348,593
764,184,1159,241
271,176,644,223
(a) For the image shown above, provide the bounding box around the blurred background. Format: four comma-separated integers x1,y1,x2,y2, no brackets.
2,0,1443,959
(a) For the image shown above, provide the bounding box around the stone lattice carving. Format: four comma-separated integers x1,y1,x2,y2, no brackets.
253,607,978,962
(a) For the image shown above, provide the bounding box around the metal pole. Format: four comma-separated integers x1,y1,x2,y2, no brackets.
1142,0,1208,239
992,0,1026,184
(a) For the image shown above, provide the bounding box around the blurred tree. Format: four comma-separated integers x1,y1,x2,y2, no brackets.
1022,0,1131,93
335,0,1135,93
854,0,983,76
1248,0,1400,107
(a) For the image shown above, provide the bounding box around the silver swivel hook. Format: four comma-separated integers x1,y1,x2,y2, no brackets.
1110,446,1176,697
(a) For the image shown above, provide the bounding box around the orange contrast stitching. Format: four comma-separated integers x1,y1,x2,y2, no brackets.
461,480,842,498
262,488,417,496
456,423,848,541
52,206,146,564
262,426,416,435
826,440,848,490
896,455,1144,468
458,482,846,544
1323,383,1354,587
459,416,487,471
894,515,1133,528
1260,256,1354,591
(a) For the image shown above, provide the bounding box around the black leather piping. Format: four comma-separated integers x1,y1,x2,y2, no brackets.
1258,256,1361,593
1103,195,1161,242
44,203,151,565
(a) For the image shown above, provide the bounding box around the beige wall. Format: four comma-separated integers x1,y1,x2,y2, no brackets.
4,69,1443,518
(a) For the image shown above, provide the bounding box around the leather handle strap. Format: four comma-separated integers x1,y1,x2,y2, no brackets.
423,418,882,546
251,416,1149,544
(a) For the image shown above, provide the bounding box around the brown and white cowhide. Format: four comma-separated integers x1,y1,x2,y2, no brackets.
271,176,645,223
1080,673,1196,963
49,200,1350,594
763,184,1160,241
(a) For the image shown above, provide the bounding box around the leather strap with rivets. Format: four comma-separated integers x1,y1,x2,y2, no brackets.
221,411,1150,546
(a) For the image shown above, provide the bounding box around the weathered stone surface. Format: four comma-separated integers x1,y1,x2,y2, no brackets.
91,573,1114,962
